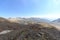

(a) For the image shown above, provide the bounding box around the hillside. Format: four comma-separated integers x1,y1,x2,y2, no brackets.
52,18,60,23
51,18,60,26
0,17,60,40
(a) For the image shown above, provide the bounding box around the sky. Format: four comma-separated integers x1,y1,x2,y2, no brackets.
0,0,60,20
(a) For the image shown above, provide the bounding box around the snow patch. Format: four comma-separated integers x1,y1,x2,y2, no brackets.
0,30,13,35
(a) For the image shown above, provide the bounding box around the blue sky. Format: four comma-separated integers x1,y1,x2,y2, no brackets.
0,0,60,19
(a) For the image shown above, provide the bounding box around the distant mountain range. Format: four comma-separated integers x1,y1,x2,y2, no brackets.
1,17,60,26
51,18,60,26
52,18,60,23
0,17,60,23
8,17,51,24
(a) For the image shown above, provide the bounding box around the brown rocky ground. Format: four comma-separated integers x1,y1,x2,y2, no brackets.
0,17,60,40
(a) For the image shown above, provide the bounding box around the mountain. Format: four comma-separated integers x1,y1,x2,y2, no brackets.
26,17,50,22
8,17,50,24
52,18,60,23
51,18,60,26
0,17,60,40
0,17,8,22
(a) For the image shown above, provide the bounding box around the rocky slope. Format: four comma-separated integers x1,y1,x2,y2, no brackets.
0,17,60,40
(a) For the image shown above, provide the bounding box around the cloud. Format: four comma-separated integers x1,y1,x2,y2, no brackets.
41,12,60,19
30,12,60,20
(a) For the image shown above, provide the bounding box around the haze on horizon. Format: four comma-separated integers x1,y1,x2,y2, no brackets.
0,0,60,20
